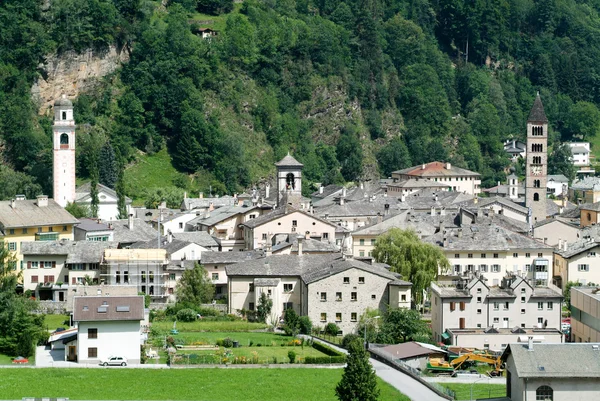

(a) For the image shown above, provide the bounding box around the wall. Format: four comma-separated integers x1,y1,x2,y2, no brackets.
580,209,600,228
22,255,69,292
570,288,600,343
534,222,579,248
6,225,74,265
388,285,411,309
77,320,141,364
561,246,600,286
523,377,600,401
352,234,378,258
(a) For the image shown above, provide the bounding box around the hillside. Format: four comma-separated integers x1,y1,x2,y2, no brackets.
2,0,600,205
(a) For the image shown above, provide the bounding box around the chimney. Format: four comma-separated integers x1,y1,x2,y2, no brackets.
160,201,166,209
309,205,314,214
474,196,478,205
563,240,568,252
128,213,134,230
446,162,451,170
319,185,324,194
10,199,15,209
209,202,214,212
497,181,500,187
377,212,383,224
383,192,387,198
422,164,426,170
434,194,438,202
360,182,364,190
265,183,270,199
400,193,406,202
342,187,347,197
558,239,562,249
340,197,345,206
305,231,310,240
167,230,173,243
527,336,534,351
457,228,463,238
297,236,303,256
184,191,187,199
440,207,446,216
430,206,435,216
443,237,448,247
384,204,390,216
108,223,113,230
199,192,204,199
36,195,48,207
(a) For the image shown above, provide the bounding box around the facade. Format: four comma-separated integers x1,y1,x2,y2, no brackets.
226,255,411,334
0,197,78,266
72,295,144,364
391,162,481,195
201,251,265,300
525,93,549,225
533,218,580,248
430,274,563,351
554,238,600,288
578,202,600,228
151,211,198,234
568,142,595,176
53,95,76,208
569,176,600,204
570,286,600,343
73,219,115,242
547,174,569,197
502,342,600,401
75,182,132,221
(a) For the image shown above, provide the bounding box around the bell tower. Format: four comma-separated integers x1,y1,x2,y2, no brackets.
525,93,548,225
275,153,303,208
53,95,76,207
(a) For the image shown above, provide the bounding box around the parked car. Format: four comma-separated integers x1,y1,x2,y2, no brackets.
12,356,28,364
100,356,127,366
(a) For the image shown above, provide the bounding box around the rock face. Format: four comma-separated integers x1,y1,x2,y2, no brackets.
31,45,129,115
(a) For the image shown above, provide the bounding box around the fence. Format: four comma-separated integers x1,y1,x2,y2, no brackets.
369,344,455,400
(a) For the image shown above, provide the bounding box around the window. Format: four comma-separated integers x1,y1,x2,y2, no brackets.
371,239,376,245
30,261,38,269
481,253,486,258
513,253,518,258
492,265,500,273
536,385,553,401
589,251,596,257
578,264,590,272
88,328,98,339
212,273,219,280
477,309,482,314
169,273,176,280
538,253,543,258
401,294,407,301
249,302,255,311
8,229,14,235
323,233,329,239
351,292,357,301
454,254,460,258
504,302,509,310
477,297,482,303
335,313,342,322
249,283,255,292
537,302,543,310
359,239,365,246
292,220,297,227
493,253,499,259
179,222,183,229
526,264,531,272
477,288,482,294
526,253,531,258
521,297,526,303
22,228,27,234
521,309,526,314
351,313,357,322
480,265,488,272
468,253,473,258
533,156,542,164
533,180,541,188
358,277,365,284
284,284,293,292
262,233,267,240
88,348,97,358
343,277,350,284
547,302,553,310
534,193,540,201
31,275,38,283
359,251,365,257
336,292,342,301
493,317,499,323
62,225,68,232
521,288,526,293
321,292,327,302
538,317,544,324
459,302,465,311
454,265,461,274
8,242,16,251
450,302,456,311
371,294,376,300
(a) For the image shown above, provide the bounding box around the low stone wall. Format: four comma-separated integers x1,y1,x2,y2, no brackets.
36,301,67,314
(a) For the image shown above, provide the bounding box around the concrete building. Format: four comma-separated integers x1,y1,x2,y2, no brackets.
53,95,76,208
430,274,563,351
70,295,144,364
553,237,600,289
391,162,481,195
525,93,549,225
533,218,580,248
75,183,132,222
570,286,600,343
502,342,600,401
226,254,411,334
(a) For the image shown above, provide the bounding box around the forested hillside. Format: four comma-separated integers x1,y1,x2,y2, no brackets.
2,0,600,204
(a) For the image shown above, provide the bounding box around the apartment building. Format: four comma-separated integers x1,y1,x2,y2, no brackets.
554,238,600,289
570,286,600,343
391,161,481,195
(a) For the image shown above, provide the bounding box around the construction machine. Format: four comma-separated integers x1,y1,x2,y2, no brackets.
450,353,504,376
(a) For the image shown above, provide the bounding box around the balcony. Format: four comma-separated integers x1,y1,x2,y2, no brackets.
35,232,59,241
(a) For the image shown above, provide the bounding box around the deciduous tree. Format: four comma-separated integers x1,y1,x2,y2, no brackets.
176,263,215,306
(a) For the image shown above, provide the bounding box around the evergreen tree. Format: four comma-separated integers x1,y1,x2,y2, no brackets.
335,338,380,401
89,150,100,218
377,137,411,177
115,163,128,220
99,142,118,188
256,292,273,323
548,143,576,184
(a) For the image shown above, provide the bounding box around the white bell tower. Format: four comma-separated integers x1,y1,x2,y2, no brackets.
53,95,76,207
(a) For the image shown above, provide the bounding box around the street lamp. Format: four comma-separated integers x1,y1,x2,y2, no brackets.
364,316,380,350
471,376,490,401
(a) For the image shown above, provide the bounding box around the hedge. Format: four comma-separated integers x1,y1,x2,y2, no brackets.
312,341,345,357
305,355,346,364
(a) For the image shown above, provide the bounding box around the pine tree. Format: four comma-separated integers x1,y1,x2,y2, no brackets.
116,163,128,219
335,338,380,401
99,142,118,188
89,149,100,218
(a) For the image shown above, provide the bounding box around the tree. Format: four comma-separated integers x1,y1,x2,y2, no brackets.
372,228,450,305
65,202,90,218
197,0,233,15
377,137,411,177
336,125,363,181
548,142,576,184
176,263,215,306
377,308,428,344
89,145,100,218
283,308,300,336
335,338,380,401
564,101,600,140
99,142,118,188
256,292,273,323
115,164,128,220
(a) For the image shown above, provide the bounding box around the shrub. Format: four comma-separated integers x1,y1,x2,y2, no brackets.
288,350,296,363
305,355,346,364
298,316,312,335
312,341,344,357
176,308,197,322
256,343,262,347
342,334,361,349
325,323,340,336
198,307,221,317
249,340,254,347
216,339,224,347
222,337,234,348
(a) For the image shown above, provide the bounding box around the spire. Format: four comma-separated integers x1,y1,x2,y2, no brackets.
527,92,548,123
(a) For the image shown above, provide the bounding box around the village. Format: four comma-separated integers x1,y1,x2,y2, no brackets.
2,93,599,401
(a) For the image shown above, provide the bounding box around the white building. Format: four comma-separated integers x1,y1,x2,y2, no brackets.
75,183,132,222
547,174,569,196
53,95,76,208
391,161,481,196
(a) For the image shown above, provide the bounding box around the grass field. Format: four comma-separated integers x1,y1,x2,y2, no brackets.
442,383,506,400
169,331,295,345
0,353,35,366
43,314,70,331
151,320,268,333
190,3,242,32
0,368,409,401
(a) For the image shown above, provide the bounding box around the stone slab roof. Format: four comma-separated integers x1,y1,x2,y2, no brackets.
190,205,260,227
172,232,219,248
459,196,528,215
201,250,264,265
242,207,335,229
75,218,111,232
571,176,600,191
387,180,451,189
352,211,437,237
181,196,236,211
132,238,195,255
76,182,132,204
570,146,589,154
73,296,144,322
110,218,158,244
20,240,118,264
502,343,600,378
393,162,480,178
254,278,280,287
555,238,600,258
379,341,446,360
547,174,569,183
274,153,303,167
0,199,78,228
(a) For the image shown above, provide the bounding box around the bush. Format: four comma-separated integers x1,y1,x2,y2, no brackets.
341,334,361,349
305,355,346,364
325,323,340,336
176,308,197,322
288,350,296,363
222,337,234,348
312,341,344,357
298,316,312,335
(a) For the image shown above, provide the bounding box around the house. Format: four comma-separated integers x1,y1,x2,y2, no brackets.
504,139,527,161
386,179,452,197
196,27,218,39
569,176,600,204
70,295,145,364
501,342,600,401
430,274,563,351
570,286,600,343
133,231,211,262
554,238,600,289
373,342,447,371
226,254,411,334
547,174,569,196
271,233,340,255
73,219,114,242
533,218,580,248
391,162,481,195
20,240,118,298
568,142,595,176
170,231,219,250
150,211,199,234
109,215,159,248
0,196,78,266
200,250,265,299
75,182,132,221
315,194,402,232
180,193,237,211
241,206,338,251
578,202,600,228
459,196,529,223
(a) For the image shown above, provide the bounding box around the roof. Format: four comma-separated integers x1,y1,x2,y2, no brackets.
74,218,112,232
547,174,569,183
311,185,344,199
75,182,132,204
555,238,600,258
20,240,118,264
181,196,237,211
242,207,336,229
272,237,340,253
73,296,145,322
379,342,446,360
352,211,437,237
460,196,528,215
580,202,600,212
110,218,158,244
132,238,197,255
570,146,589,154
527,93,548,123
387,180,451,189
274,153,303,167
54,95,73,107
392,162,480,178
502,343,600,378
0,198,78,228
191,204,259,227
201,250,265,265
571,176,600,191
172,232,218,248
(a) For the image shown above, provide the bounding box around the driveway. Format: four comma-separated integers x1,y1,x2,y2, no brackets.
35,345,76,367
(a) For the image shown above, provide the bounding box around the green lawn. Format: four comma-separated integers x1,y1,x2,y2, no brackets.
0,353,35,366
190,3,242,32
169,331,295,345
152,320,268,333
43,314,70,331
0,368,408,401
442,383,506,400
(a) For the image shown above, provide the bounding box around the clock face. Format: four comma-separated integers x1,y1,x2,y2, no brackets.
531,165,542,175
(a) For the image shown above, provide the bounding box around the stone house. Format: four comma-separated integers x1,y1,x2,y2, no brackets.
200,250,265,300
73,218,115,242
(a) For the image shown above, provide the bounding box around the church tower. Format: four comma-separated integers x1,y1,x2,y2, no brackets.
275,153,303,208
53,95,76,207
525,93,548,225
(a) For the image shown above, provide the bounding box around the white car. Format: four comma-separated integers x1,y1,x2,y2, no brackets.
100,356,127,366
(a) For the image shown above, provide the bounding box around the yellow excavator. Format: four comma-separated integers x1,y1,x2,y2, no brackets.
450,353,504,376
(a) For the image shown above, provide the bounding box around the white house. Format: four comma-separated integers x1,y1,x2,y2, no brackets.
391,161,481,195
547,174,569,196
75,182,132,221
70,295,144,364
568,142,595,176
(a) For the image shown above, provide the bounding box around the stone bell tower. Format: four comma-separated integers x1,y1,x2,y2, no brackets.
275,153,303,208
53,95,76,207
525,93,548,225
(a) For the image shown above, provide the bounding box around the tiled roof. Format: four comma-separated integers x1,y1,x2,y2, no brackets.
527,93,548,123
73,296,145,322
20,240,118,264
392,162,480,178
0,198,78,228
